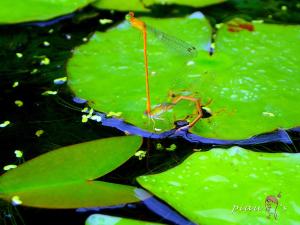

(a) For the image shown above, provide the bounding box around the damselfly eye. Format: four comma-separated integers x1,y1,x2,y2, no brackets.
125,12,135,21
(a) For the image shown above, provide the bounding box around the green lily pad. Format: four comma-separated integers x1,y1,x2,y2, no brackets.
0,0,94,24
1,181,140,209
93,0,225,11
0,136,143,208
67,14,300,140
86,214,165,225
137,147,300,224
93,0,149,12
143,0,226,7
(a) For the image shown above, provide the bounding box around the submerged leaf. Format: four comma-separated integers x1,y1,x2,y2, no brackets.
137,147,300,224
86,213,165,225
0,136,143,208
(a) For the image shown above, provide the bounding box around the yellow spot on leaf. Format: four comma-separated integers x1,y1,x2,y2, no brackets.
90,115,102,122
82,115,88,123
135,150,147,160
186,60,195,66
215,23,223,29
107,112,122,117
12,81,19,88
40,57,50,65
99,19,113,24
16,52,23,58
262,112,275,117
53,77,67,84
65,34,71,40
156,143,163,150
43,41,50,46
0,120,10,128
12,196,22,205
3,164,17,171
14,100,23,107
31,68,38,74
166,144,177,151
252,20,264,24
35,129,44,137
124,130,131,135
81,107,89,113
88,108,94,116
14,150,23,158
42,90,57,96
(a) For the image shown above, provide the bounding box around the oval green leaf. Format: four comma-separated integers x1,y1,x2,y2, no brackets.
137,147,300,224
0,0,93,24
0,136,142,208
1,181,140,209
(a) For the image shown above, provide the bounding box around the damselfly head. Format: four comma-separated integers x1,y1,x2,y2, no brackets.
125,12,135,21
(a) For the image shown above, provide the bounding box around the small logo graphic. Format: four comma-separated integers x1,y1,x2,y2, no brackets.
265,192,281,220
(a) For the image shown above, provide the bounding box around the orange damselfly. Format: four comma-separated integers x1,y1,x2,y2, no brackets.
126,12,204,130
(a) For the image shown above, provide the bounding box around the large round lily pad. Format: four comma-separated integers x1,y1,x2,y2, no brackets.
0,0,93,24
93,0,225,11
137,147,300,224
67,13,300,140
92,0,149,12
143,0,226,7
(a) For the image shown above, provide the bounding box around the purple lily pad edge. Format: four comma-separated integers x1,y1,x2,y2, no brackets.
90,111,296,145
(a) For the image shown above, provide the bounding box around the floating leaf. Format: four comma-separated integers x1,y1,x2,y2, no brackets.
86,213,165,225
3,181,141,209
143,0,226,7
0,136,143,208
0,0,93,24
93,0,225,11
67,13,210,133
137,147,300,224
68,13,300,140
93,0,149,12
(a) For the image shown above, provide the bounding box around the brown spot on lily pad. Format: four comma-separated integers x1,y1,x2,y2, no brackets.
227,18,254,32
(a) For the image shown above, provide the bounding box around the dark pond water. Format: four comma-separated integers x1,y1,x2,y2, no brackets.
0,1,299,224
